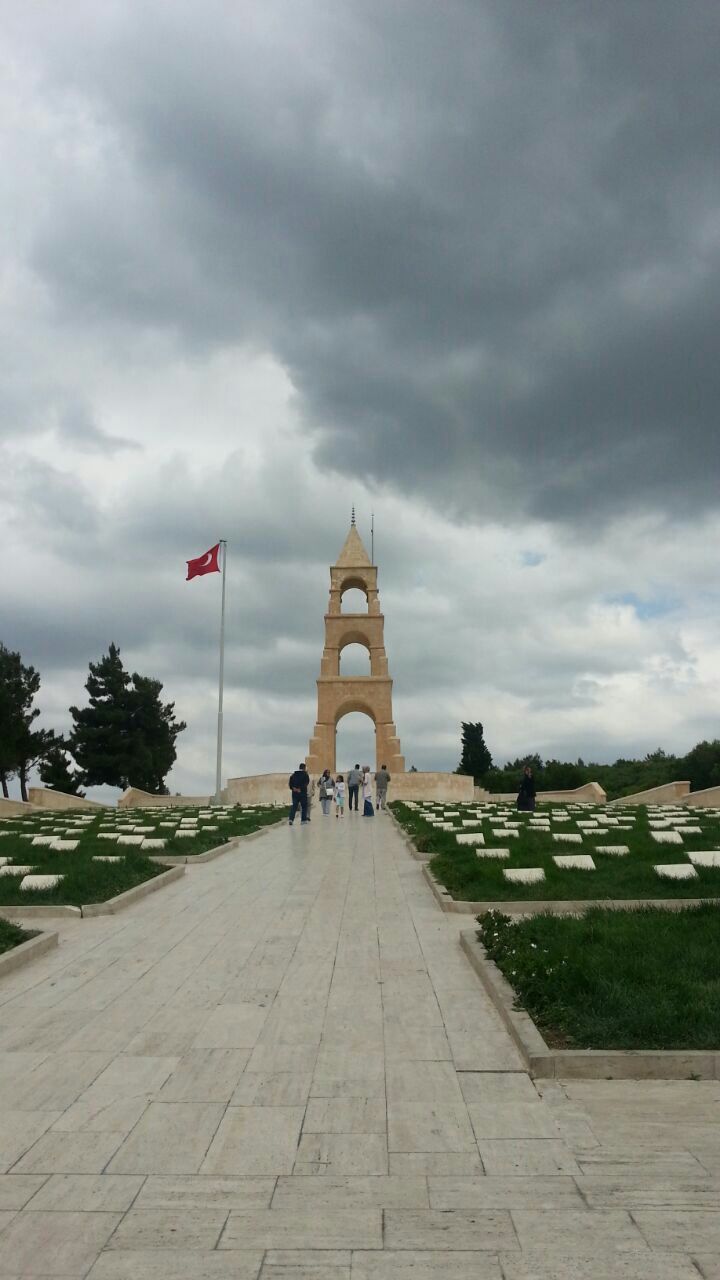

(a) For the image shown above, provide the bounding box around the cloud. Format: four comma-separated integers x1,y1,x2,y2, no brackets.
1,2,719,796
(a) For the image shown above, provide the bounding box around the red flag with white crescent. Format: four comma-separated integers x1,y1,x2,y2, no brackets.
186,543,221,581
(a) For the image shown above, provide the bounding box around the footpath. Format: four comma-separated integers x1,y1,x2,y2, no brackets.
0,810,718,1277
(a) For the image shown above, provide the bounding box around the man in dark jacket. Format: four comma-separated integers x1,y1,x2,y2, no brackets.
288,763,311,825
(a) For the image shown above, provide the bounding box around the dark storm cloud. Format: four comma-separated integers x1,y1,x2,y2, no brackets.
16,0,720,525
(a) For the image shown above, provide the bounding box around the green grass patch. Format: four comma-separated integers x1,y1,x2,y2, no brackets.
477,904,720,1050
0,803,282,904
391,801,720,901
0,917,35,955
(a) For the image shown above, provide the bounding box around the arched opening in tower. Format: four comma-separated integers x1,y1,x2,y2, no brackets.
340,586,368,613
338,642,371,677
335,711,376,774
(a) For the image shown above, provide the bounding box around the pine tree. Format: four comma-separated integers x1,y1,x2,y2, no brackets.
0,643,58,800
69,644,135,789
125,674,187,794
456,721,493,782
69,644,186,793
39,744,85,796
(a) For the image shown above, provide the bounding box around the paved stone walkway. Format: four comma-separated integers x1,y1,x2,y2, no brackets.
0,813,718,1277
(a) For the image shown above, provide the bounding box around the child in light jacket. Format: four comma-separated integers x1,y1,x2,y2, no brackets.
334,775,345,818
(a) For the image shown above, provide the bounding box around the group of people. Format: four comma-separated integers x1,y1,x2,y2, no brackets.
288,763,391,824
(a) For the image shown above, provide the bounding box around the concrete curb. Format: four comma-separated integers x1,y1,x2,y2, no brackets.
419,857,720,916
81,865,186,916
150,818,286,866
388,810,431,861
0,904,82,920
0,929,58,978
459,929,720,1080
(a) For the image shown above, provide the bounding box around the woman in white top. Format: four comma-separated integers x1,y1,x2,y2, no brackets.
362,767,374,816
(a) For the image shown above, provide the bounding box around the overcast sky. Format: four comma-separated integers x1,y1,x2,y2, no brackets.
3,1,720,799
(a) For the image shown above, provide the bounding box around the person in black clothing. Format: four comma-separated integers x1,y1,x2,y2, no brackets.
516,765,537,812
288,762,311,824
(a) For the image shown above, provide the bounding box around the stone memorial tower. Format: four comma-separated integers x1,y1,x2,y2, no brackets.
306,518,405,775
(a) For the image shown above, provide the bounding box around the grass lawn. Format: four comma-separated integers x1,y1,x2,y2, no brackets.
391,800,720,901
0,917,35,955
477,904,720,1050
0,803,282,905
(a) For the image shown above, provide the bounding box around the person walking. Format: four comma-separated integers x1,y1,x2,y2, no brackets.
516,764,537,812
347,765,362,812
334,774,346,818
375,764,391,810
288,762,311,825
318,769,333,816
362,766,374,817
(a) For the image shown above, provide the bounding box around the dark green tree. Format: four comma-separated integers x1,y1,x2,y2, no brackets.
38,744,85,796
681,740,720,792
69,644,135,789
456,721,493,782
125,674,186,794
69,644,186,794
0,643,58,800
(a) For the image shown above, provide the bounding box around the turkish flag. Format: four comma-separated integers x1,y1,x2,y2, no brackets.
186,543,221,581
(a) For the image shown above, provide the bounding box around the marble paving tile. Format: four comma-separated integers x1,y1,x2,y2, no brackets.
201,1106,305,1175
25,1173,144,1211
576,1175,720,1209
0,1209,121,1274
107,1102,225,1174
467,1101,558,1141
136,1174,275,1210
158,1049,250,1102
351,1253,503,1280
384,1208,518,1251
499,1253,700,1279
273,1175,428,1209
0,1173,48,1209
11,1130,125,1174
294,1132,388,1175
193,1004,270,1049
389,1152,485,1176
264,1249,350,1279
478,1140,581,1176
302,1098,386,1133
219,1207,382,1249
388,1100,478,1153
511,1208,647,1253
86,1248,264,1279
576,1147,707,1178
632,1208,720,1252
428,1175,583,1210
382,1023,452,1061
231,1071,313,1106
107,1207,228,1250
458,1072,538,1104
246,1044,319,1075
310,1049,385,1099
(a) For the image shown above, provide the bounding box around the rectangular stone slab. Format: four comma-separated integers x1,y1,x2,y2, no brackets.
503,867,545,884
20,874,64,890
552,855,596,871
654,863,698,879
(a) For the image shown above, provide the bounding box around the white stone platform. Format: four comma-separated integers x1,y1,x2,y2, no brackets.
0,814,717,1276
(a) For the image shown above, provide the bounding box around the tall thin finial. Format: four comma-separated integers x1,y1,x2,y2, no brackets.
351,506,356,526
371,512,374,563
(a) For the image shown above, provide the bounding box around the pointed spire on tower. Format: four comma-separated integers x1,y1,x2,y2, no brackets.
336,519,371,567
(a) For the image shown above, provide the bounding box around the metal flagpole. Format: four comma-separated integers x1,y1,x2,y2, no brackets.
371,513,374,563
214,540,227,803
